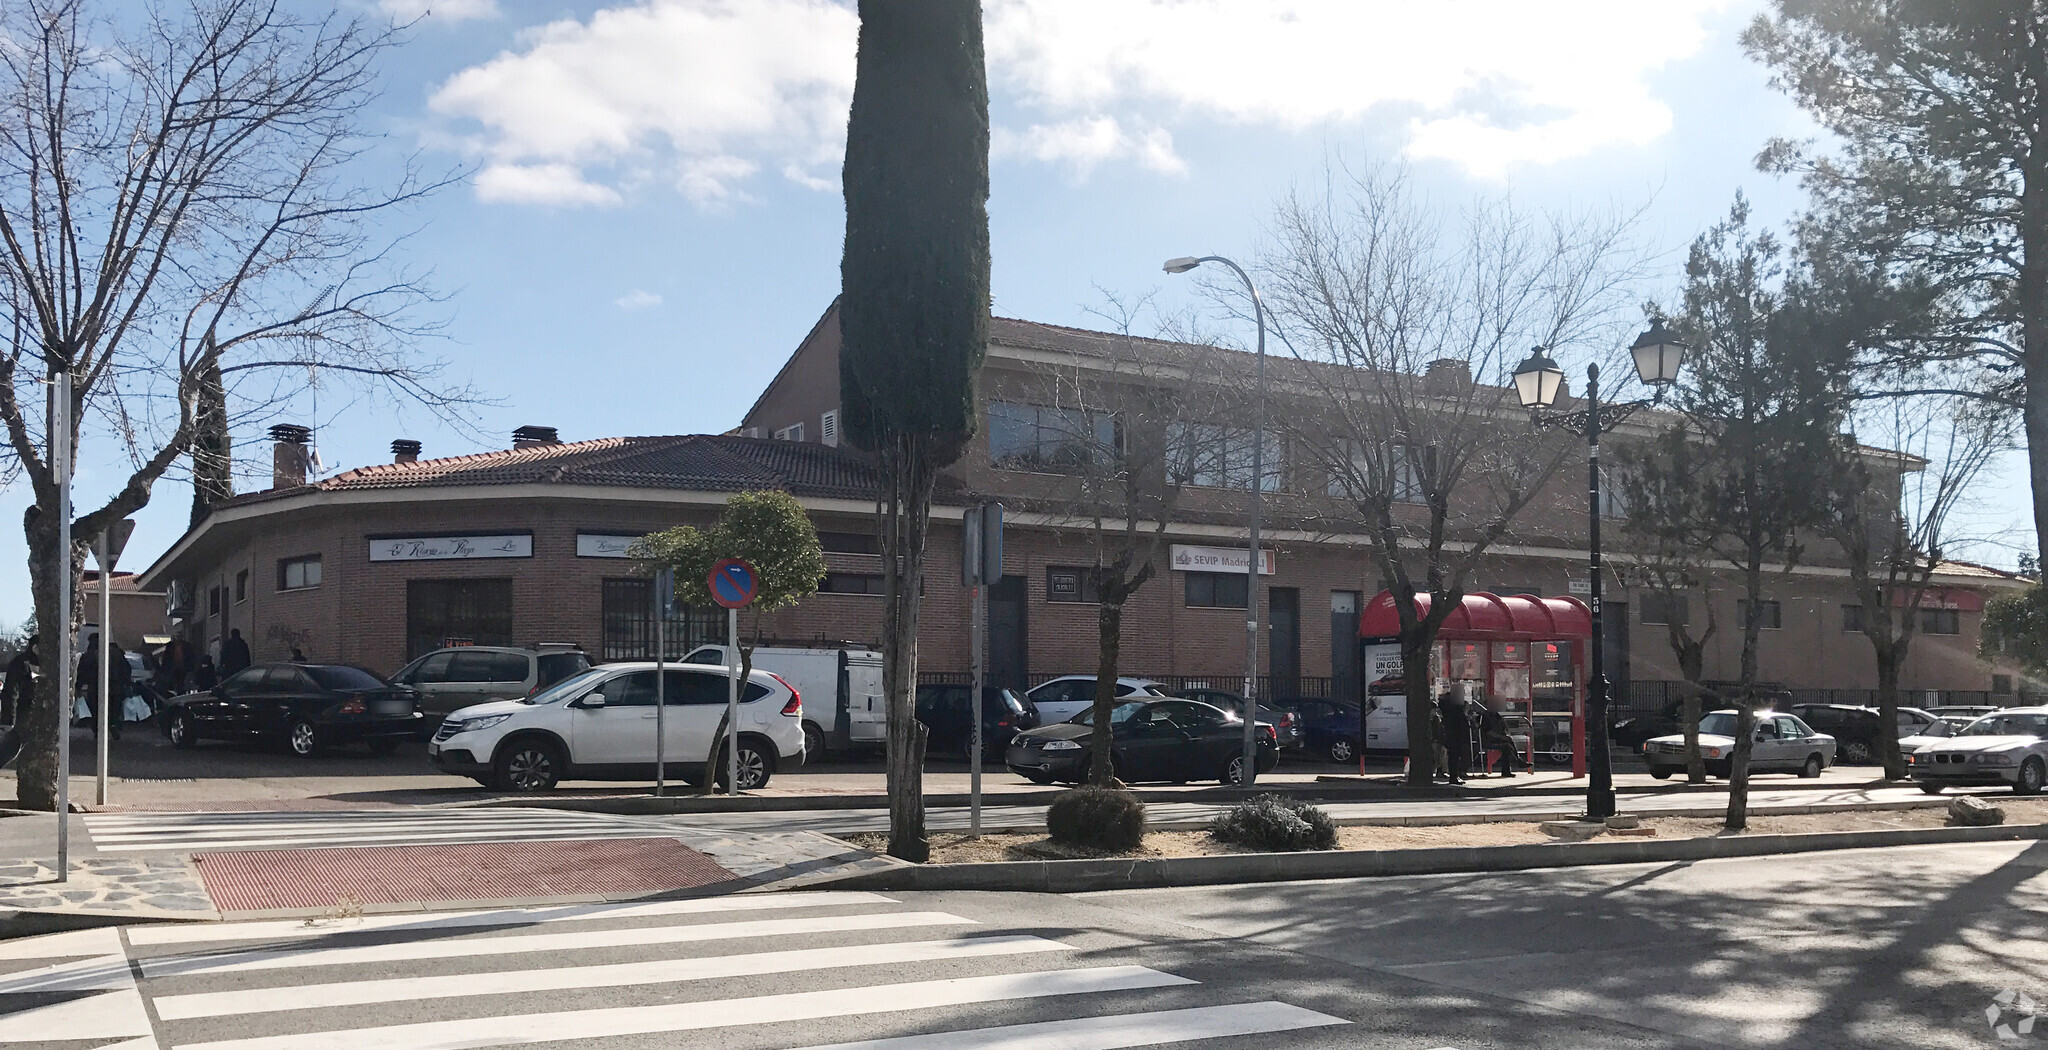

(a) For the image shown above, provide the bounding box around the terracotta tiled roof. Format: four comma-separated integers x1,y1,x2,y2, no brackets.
212,434,946,509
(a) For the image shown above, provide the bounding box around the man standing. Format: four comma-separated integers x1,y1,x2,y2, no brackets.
219,628,252,677
1,634,36,726
1437,686,1472,785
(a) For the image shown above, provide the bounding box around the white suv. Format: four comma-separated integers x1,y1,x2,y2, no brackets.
426,662,804,792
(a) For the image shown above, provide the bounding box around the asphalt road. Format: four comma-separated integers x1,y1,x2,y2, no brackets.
12,843,2036,1049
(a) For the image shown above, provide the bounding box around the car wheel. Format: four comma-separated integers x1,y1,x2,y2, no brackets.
367,737,400,756
802,722,826,764
494,738,563,791
1328,737,1357,765
1648,767,1673,780
168,711,197,750
716,740,774,792
1842,740,1876,765
1919,782,1946,795
284,719,319,758
2017,757,2045,796
1800,754,1823,779
1022,771,1054,785
1222,752,1249,786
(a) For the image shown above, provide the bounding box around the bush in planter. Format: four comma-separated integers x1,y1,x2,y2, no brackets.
1045,785,1147,851
1210,794,1338,852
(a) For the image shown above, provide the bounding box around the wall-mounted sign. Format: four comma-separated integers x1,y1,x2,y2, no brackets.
1567,579,1592,595
369,534,532,562
1893,587,1985,612
1169,544,1276,575
576,533,644,559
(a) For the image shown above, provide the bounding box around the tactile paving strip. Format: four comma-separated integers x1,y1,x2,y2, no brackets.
193,838,735,912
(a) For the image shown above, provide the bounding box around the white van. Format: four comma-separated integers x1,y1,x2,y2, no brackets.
682,645,884,759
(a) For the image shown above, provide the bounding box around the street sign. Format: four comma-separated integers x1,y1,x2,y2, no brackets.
655,568,675,616
94,519,136,572
709,558,759,609
961,502,1003,586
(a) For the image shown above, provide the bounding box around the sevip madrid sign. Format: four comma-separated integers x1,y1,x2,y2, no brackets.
369,534,532,561
1169,544,1277,575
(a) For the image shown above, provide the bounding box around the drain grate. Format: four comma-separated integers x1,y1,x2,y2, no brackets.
194,838,735,912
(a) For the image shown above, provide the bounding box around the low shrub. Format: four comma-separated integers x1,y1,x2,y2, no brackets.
1045,785,1147,851
1210,794,1338,852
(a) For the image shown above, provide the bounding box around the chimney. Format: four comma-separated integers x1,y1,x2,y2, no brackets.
269,424,312,489
391,439,422,465
512,425,560,450
1423,358,1472,395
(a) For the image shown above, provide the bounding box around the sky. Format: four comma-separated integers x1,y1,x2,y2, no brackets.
1,0,2034,626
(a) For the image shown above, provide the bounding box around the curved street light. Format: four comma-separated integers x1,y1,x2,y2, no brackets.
1513,321,1686,820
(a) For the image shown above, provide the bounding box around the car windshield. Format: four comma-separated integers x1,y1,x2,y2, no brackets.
1699,712,1740,736
528,668,607,705
1068,702,1147,726
1961,713,2048,738
304,666,389,691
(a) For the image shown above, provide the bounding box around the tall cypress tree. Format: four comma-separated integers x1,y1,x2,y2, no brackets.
840,0,990,862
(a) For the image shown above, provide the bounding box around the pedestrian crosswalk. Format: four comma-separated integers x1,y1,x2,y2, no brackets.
83,807,678,853
0,889,1353,1049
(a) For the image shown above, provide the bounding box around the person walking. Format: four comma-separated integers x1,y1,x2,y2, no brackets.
289,645,307,663
219,629,252,677
159,637,192,694
1437,688,1472,785
1481,699,1522,777
192,655,219,691
2,634,37,726
104,641,131,740
75,636,100,727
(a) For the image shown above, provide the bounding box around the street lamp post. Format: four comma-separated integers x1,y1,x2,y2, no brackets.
1513,320,1685,820
1165,254,1266,787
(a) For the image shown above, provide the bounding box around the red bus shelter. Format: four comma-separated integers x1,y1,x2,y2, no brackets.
1358,591,1595,775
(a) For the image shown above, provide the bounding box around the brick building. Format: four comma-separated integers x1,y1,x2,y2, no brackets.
138,302,2032,706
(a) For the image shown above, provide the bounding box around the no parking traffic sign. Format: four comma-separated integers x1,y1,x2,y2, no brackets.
709,558,759,609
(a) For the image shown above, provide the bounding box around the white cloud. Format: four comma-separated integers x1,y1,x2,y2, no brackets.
378,0,499,24
614,289,663,310
982,0,1734,178
427,0,856,207
430,0,1734,205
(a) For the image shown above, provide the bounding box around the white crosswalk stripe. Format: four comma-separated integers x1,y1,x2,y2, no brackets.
83,807,678,853
0,888,1355,1050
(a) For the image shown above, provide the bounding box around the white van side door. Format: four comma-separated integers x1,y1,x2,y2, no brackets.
846,652,886,744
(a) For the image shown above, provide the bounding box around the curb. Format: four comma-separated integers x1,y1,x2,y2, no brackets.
0,906,216,940
808,821,2048,893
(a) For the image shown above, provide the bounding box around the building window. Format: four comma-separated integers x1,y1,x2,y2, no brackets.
1185,571,1249,609
1324,443,1426,503
406,579,514,659
1046,566,1099,604
818,530,879,555
819,572,886,595
1165,423,1282,491
987,401,1116,473
235,570,248,603
278,556,322,591
1640,593,1690,626
774,422,804,442
1920,607,1961,635
1599,467,1632,519
1738,600,1781,630
207,586,222,616
1842,604,1865,633
1995,674,2015,695
600,578,719,661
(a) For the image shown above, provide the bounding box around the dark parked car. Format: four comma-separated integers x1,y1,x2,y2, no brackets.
1789,703,1948,765
915,684,1038,759
1612,700,1686,751
1176,688,1304,749
163,663,423,757
1003,698,1279,785
1269,697,1363,764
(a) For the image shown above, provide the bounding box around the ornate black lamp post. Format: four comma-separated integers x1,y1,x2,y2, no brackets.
1513,320,1686,819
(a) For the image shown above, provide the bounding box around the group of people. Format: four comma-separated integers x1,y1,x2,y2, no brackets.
1432,687,1526,784
0,628,262,734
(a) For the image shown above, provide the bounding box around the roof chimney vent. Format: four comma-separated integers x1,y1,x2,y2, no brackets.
512,425,560,450
391,439,422,464
269,424,312,489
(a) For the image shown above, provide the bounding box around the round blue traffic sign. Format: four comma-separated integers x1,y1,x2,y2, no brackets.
709,558,759,609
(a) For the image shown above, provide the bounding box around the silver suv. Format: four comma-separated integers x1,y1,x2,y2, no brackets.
392,645,593,719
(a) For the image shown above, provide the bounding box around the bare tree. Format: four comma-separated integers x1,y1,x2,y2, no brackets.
1828,396,2011,779
0,0,472,811
1257,163,1644,787
1611,463,1722,785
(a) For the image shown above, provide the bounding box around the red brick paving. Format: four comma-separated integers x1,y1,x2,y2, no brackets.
194,838,735,912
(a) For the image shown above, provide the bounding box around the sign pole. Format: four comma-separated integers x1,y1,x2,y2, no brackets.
95,532,110,806
53,370,71,881
726,606,740,795
970,582,984,837
653,569,670,797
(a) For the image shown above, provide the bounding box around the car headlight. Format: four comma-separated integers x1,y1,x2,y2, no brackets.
456,714,512,734
1974,753,2017,767
1040,739,1081,751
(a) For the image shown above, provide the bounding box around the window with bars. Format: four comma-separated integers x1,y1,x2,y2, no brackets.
1640,593,1690,625
405,578,514,660
600,578,721,661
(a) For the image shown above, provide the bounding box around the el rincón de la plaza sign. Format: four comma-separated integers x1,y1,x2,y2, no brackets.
368,534,533,562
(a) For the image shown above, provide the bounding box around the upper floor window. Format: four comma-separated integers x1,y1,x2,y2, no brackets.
1842,604,1865,633
1738,599,1781,630
818,530,879,555
1920,607,1961,635
278,555,322,591
235,570,249,603
773,422,804,442
1166,423,1282,491
1640,593,1689,626
1326,442,1427,504
1599,467,1632,518
987,402,1116,474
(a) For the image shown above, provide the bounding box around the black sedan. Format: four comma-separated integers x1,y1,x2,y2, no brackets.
1004,698,1279,785
162,663,424,757
915,684,1038,759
